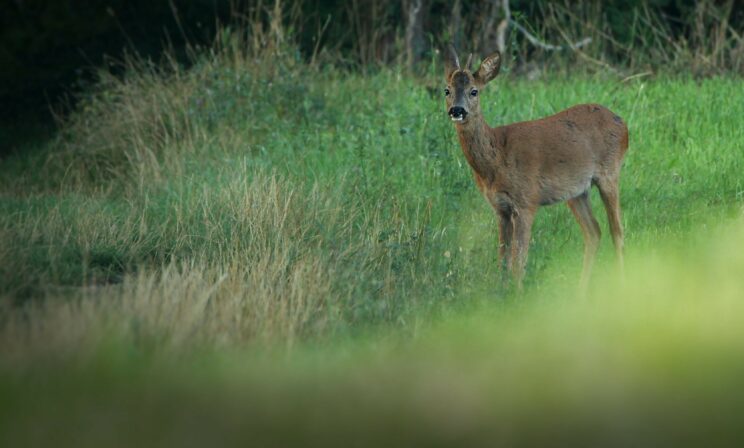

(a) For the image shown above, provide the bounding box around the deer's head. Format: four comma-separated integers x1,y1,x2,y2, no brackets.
444,46,501,125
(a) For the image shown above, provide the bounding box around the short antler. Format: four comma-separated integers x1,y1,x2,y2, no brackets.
449,44,460,70
445,44,461,78
465,53,473,71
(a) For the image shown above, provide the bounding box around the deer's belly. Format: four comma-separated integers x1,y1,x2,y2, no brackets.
538,177,592,206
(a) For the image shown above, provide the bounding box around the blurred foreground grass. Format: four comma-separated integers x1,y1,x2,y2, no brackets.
2,220,744,446
1,39,744,445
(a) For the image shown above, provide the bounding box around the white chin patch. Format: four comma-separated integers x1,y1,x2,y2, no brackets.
450,116,464,122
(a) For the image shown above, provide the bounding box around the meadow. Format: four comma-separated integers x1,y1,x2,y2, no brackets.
1,40,743,445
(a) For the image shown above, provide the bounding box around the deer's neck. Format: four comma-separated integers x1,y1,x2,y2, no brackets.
455,116,502,182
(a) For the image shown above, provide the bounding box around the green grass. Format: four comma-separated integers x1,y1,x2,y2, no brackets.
1,46,743,445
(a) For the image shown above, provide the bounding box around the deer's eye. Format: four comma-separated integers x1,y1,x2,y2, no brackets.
470,89,478,97
444,88,450,96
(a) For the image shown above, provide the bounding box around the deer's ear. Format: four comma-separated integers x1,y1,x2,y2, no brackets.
474,51,501,85
444,44,460,80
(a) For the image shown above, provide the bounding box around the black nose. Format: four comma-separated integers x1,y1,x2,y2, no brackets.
449,106,467,119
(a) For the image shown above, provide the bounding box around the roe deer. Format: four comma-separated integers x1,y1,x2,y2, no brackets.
444,47,628,291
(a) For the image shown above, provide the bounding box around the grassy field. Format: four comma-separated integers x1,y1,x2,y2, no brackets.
1,45,743,445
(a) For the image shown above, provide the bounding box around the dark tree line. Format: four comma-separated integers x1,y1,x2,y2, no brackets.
2,0,743,122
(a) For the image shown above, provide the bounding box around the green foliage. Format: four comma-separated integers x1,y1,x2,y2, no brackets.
2,41,743,319
1,33,744,445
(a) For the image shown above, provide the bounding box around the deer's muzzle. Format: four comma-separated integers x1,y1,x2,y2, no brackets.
449,106,468,122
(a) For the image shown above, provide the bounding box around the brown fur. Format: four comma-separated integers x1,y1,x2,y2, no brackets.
444,48,628,291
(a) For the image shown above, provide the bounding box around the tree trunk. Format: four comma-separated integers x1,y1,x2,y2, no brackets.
405,0,426,72
450,0,463,51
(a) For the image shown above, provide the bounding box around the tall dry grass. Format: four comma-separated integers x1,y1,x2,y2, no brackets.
0,165,443,359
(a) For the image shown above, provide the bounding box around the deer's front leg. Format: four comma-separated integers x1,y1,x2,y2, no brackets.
510,208,535,291
488,193,514,286
497,211,513,283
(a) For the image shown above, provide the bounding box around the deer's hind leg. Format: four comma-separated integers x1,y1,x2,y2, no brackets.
567,192,601,293
596,176,625,278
